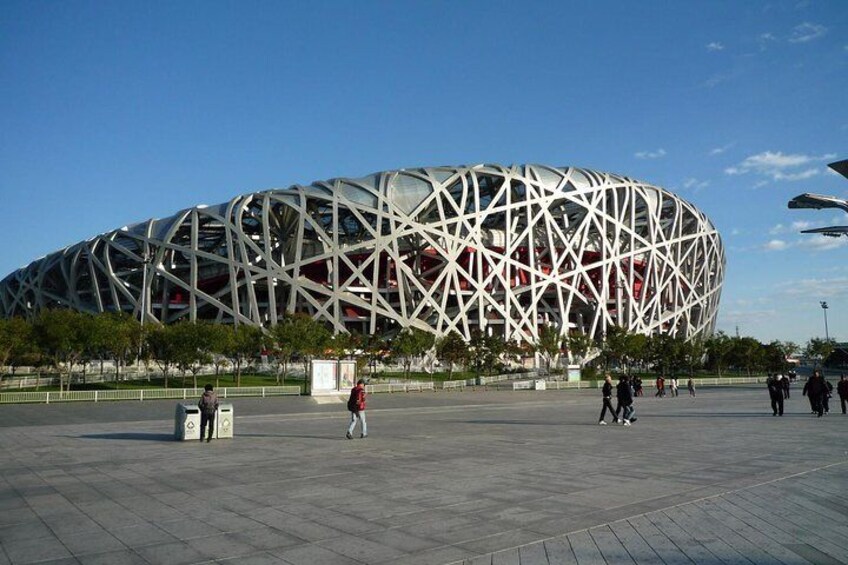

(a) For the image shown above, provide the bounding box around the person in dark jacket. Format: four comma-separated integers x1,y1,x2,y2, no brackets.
803,371,826,417
822,377,833,414
617,375,636,425
198,384,219,443
781,374,790,399
346,379,368,439
838,375,848,415
767,375,783,416
598,374,616,425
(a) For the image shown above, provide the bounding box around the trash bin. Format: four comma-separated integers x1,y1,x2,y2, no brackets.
216,403,234,439
534,379,547,391
174,403,201,441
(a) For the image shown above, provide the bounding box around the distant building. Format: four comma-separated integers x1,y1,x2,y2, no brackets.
0,164,725,346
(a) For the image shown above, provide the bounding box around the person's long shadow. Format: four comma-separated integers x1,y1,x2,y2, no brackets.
79,432,175,441
450,419,558,426
237,433,338,440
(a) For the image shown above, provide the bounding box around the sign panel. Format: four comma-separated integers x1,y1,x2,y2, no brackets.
339,360,357,390
310,360,337,395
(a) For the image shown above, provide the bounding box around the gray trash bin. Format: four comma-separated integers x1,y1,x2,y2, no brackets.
174,403,201,441
216,403,234,439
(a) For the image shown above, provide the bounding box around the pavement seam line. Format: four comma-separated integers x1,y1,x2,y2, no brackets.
447,459,848,565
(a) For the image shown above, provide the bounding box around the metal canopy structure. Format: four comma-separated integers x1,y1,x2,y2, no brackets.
788,159,848,238
0,164,725,344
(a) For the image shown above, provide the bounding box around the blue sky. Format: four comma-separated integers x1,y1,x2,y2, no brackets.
1,1,846,345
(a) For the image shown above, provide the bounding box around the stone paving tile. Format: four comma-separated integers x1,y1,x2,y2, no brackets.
59,529,127,557
132,540,207,565
1,535,73,564
76,549,148,564
270,542,363,564
1,388,847,565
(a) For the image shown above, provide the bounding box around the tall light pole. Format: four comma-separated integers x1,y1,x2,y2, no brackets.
820,301,829,341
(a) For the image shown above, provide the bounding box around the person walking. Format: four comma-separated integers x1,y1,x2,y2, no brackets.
803,371,826,417
634,377,643,397
655,376,665,397
781,374,790,399
198,384,219,443
687,377,696,397
822,377,833,415
346,379,368,439
617,375,636,425
670,377,679,397
767,375,784,416
598,374,616,425
837,374,848,415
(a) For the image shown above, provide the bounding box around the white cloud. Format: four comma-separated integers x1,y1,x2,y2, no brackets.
682,178,710,192
769,224,786,235
789,22,827,43
635,148,666,159
773,168,819,181
704,72,735,88
791,220,812,230
776,276,848,298
758,32,778,51
797,236,848,251
706,42,725,51
719,309,778,325
764,239,789,251
753,180,769,189
725,151,835,182
709,142,734,156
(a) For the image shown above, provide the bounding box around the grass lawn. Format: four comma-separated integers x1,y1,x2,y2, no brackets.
4,373,305,393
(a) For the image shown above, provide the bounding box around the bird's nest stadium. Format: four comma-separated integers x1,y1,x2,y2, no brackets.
0,164,724,345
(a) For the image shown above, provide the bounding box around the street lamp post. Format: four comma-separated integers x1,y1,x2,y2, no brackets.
820,301,829,341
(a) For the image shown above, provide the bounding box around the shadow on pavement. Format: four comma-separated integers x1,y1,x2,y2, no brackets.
79,432,175,441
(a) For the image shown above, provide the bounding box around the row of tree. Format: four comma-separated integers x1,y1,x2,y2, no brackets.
0,310,836,392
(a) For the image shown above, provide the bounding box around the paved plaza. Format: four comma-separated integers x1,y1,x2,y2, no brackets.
0,386,846,564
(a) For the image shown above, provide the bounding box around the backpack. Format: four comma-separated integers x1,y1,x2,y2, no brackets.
199,393,217,415
347,388,359,412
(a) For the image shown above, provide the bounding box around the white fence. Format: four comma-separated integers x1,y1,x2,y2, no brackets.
0,386,301,404
0,375,769,404
365,382,435,394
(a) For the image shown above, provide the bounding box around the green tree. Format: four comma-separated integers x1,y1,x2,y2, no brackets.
205,323,233,387
226,324,265,387
600,326,629,371
705,331,733,377
0,317,33,379
32,309,93,393
436,331,468,379
269,312,331,389
564,331,594,366
680,338,706,376
97,313,142,382
361,333,388,377
623,333,648,372
646,333,682,378
468,330,505,377
147,324,177,388
729,336,762,377
391,327,435,379
535,323,563,372
805,337,836,367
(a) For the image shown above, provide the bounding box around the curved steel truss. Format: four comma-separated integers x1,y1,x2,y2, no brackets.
0,164,725,344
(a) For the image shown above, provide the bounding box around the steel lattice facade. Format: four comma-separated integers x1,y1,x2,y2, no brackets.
0,164,724,344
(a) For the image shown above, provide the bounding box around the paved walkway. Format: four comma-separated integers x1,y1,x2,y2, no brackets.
0,387,845,564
